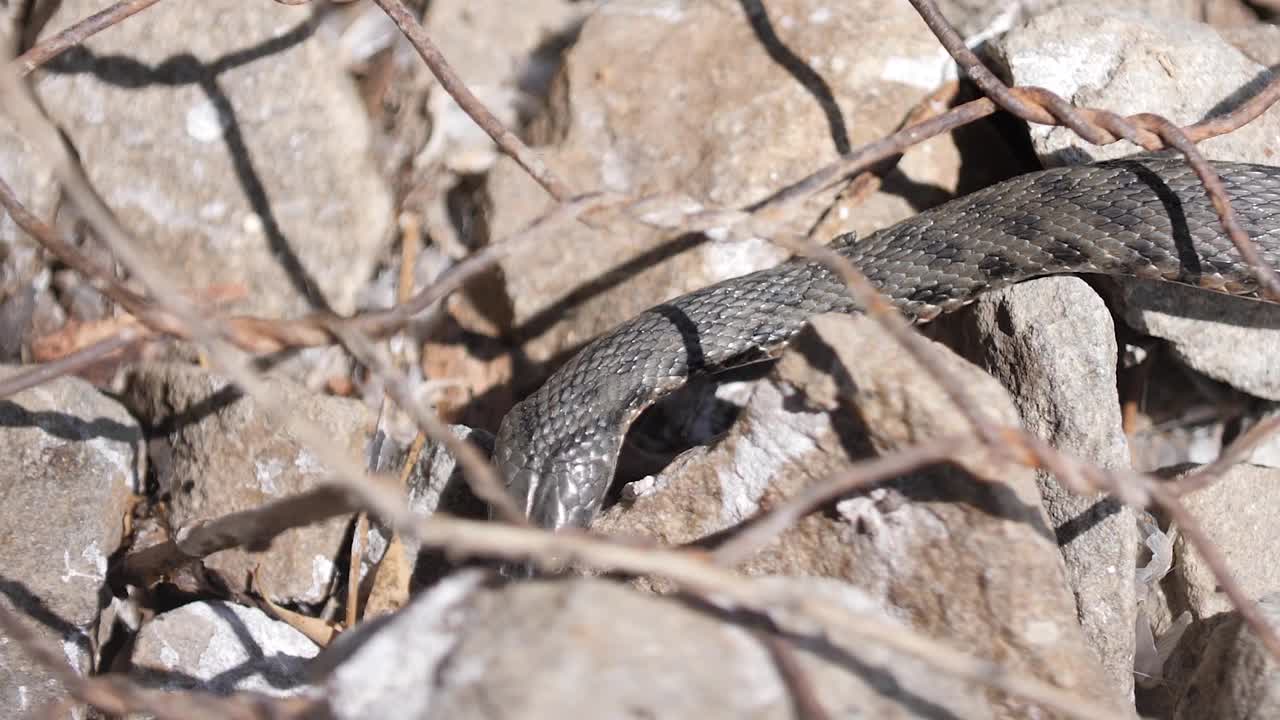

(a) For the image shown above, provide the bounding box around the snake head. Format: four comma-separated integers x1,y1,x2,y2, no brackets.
492,399,627,532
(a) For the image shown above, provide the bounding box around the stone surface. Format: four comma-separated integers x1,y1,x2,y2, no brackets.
1114,279,1280,402
129,600,318,697
34,0,393,319
1171,594,1280,720
993,5,1280,165
0,371,142,717
1221,23,1280,67
121,363,372,605
948,276,1137,698
483,0,1007,394
595,314,1127,717
320,570,994,719
1173,463,1280,618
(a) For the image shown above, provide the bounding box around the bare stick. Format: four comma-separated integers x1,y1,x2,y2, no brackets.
369,0,573,200
14,0,166,76
0,327,145,399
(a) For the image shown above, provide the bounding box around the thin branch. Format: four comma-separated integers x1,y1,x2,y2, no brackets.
0,326,145,399
326,321,529,525
369,0,573,200
906,0,1280,300
14,0,167,76
712,435,969,566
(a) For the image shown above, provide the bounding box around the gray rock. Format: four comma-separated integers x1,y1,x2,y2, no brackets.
596,314,1128,717
991,5,1280,165
949,276,1137,698
319,570,994,719
1220,23,1280,67
1171,594,1280,720
33,0,393,319
482,0,999,391
1173,463,1280,618
1114,278,1280,402
121,363,371,605
129,600,318,697
0,371,142,717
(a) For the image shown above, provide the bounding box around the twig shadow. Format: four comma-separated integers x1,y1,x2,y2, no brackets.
39,8,335,313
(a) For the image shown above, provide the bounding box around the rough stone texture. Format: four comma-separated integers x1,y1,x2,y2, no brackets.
320,570,994,719
34,0,393,319
1171,594,1280,720
121,363,372,605
596,314,1127,718
1173,463,1280,618
483,0,1009,392
992,5,1280,166
1115,278,1280,401
129,600,318,697
948,276,1137,698
0,371,142,718
1221,23,1280,67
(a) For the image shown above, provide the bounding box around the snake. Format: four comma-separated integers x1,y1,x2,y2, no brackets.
493,155,1280,530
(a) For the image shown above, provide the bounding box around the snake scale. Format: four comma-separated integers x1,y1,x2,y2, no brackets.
493,155,1280,530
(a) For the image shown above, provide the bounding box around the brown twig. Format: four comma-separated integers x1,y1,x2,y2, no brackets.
122,486,359,584
0,602,316,719
1168,413,1280,496
326,321,529,525
0,326,145,399
369,0,573,200
13,0,166,76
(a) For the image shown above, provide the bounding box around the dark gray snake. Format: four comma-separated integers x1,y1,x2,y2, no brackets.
494,155,1280,530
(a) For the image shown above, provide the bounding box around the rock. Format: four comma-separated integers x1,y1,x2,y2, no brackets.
483,0,1008,393
129,600,318,697
1113,279,1280,401
596,314,1127,716
1171,594,1280,720
991,5,1280,165
1221,23,1280,67
318,570,995,719
1172,463,1280,618
121,363,372,605
33,0,393,319
947,276,1137,698
0,371,142,717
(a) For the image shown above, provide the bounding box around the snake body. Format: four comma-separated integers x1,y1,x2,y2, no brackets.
494,156,1280,529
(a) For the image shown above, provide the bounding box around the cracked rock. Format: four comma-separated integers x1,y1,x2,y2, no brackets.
121,363,371,606
319,570,994,719
596,314,1129,717
0,370,142,717
129,600,319,698
34,0,393,320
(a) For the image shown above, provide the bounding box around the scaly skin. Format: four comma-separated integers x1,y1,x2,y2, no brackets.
494,156,1280,529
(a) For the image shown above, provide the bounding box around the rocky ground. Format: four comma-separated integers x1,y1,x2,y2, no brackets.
2,0,1280,718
